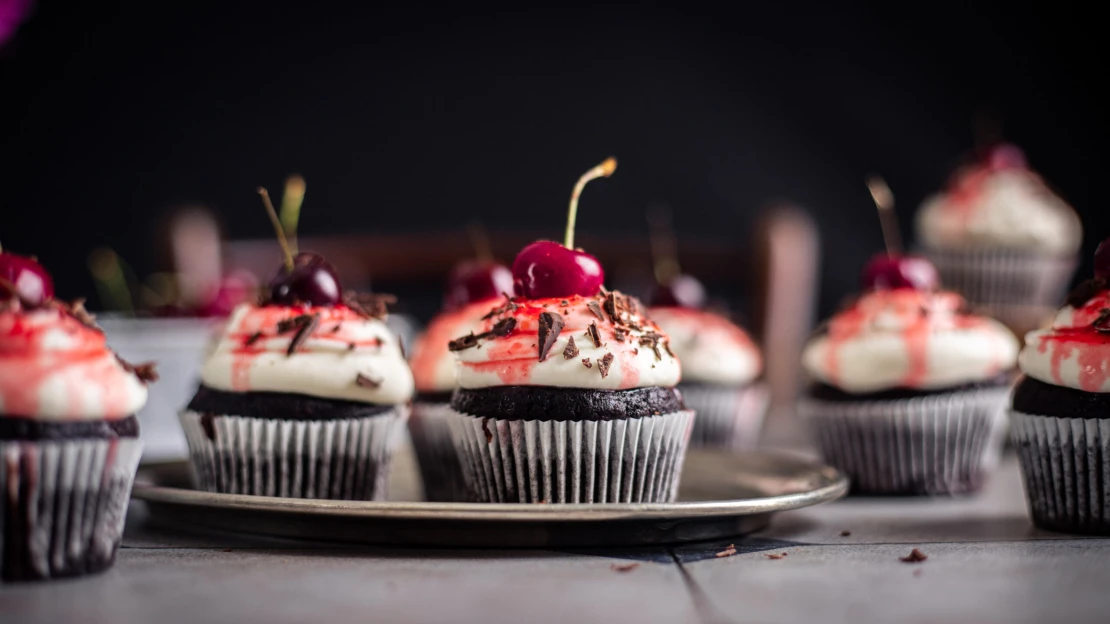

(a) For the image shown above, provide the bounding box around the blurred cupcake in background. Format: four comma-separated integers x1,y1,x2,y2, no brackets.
1011,237,1110,534
408,231,513,501
646,208,767,450
1,249,154,582
916,142,1082,334
799,178,1019,495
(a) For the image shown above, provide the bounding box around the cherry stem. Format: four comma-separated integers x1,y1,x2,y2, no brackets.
468,222,493,262
866,175,901,256
647,204,680,284
259,187,295,271
565,156,617,249
280,174,306,256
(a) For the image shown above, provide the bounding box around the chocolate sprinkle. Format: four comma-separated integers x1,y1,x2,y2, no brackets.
448,318,518,351
245,332,263,346
287,314,319,356
585,322,603,348
277,314,313,334
598,352,614,378
1066,278,1108,308
900,548,928,563
355,373,382,389
344,292,396,320
563,336,580,359
537,311,565,361
586,300,605,321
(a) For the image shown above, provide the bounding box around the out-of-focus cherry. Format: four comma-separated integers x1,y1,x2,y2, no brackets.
0,251,54,307
862,254,939,291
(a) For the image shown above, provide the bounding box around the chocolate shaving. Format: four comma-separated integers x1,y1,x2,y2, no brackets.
840,530,851,537
715,544,737,558
277,314,313,334
537,312,565,361
603,292,620,324
348,342,357,351
613,327,630,343
287,314,319,356
586,300,605,321
585,322,603,348
766,553,786,560
582,357,592,368
355,373,382,388
331,324,342,333
1094,308,1110,334
245,332,263,346
1066,278,1108,309
448,333,481,351
663,338,675,358
563,336,580,359
900,548,928,563
598,352,614,378
449,318,518,351
344,292,396,320
398,336,406,359
639,333,663,361
560,300,569,307
481,295,518,320
610,563,639,573
490,317,516,337
116,356,159,383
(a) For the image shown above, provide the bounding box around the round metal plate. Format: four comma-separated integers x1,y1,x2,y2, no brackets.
133,450,847,547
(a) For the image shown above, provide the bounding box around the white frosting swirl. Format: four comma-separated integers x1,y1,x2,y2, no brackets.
409,300,497,393
649,307,761,386
454,293,681,390
200,303,414,405
916,167,1081,254
0,307,149,420
802,289,1019,394
1019,289,1110,393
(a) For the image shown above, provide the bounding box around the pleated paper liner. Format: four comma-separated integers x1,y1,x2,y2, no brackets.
799,387,1010,495
447,409,695,504
682,383,770,451
408,401,470,501
1011,411,1110,535
180,407,409,501
1,437,143,582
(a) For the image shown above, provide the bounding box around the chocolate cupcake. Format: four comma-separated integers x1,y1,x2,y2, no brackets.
179,189,413,500
1011,239,1110,534
445,158,694,503
649,305,766,450
798,253,1019,495
408,259,513,501
1,252,153,582
916,142,1082,334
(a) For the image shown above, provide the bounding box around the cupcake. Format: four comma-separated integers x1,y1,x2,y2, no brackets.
916,142,1082,333
1,251,153,582
445,158,694,503
179,189,413,500
408,258,513,501
649,279,766,450
798,252,1019,495
1011,238,1110,534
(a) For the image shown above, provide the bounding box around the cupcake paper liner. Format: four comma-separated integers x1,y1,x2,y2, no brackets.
1,437,143,582
180,407,409,501
921,247,1077,331
1011,411,1110,535
682,383,770,451
446,409,695,504
408,401,470,502
798,387,1009,495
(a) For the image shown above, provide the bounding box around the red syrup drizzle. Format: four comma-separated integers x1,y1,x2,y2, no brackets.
222,304,388,392
0,309,136,419
821,289,992,389
410,299,500,392
1035,291,1110,392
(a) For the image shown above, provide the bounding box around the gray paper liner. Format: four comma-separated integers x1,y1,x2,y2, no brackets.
921,247,1077,330
409,402,470,502
798,387,1009,495
1011,411,1110,534
682,383,770,451
446,409,695,504
180,407,409,501
1,437,142,582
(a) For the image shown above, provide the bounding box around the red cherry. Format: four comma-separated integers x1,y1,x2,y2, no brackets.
650,274,707,309
268,252,342,306
512,241,605,299
1095,238,1110,281
444,260,514,310
862,254,939,291
982,143,1027,172
0,252,54,307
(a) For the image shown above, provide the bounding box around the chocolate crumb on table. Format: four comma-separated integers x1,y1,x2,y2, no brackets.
715,544,737,558
766,553,786,560
610,562,640,573
840,530,852,537
900,548,928,563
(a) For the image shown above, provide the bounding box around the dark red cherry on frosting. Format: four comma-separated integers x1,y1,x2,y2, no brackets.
862,254,939,291
1095,238,1110,281
512,241,605,299
980,142,1027,172
650,274,707,309
268,252,342,306
445,260,514,310
0,252,54,307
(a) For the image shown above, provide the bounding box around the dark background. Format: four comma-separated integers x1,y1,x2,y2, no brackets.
2,2,1106,321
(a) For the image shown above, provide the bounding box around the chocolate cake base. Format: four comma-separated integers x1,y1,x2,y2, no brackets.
0,415,139,441
450,386,685,421
187,385,397,421
806,373,1011,403
1012,375,1110,419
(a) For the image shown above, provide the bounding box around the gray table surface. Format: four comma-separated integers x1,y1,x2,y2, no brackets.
3,437,1109,624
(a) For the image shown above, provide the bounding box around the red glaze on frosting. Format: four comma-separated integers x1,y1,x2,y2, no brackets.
1033,291,1110,392
410,299,501,392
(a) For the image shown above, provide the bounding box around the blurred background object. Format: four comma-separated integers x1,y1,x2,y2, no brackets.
0,0,32,49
